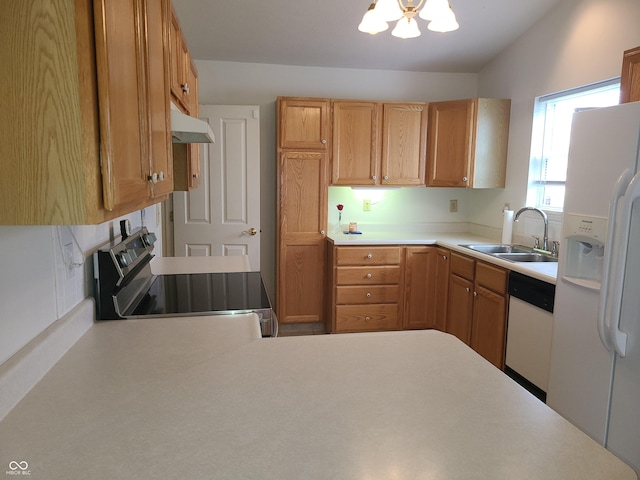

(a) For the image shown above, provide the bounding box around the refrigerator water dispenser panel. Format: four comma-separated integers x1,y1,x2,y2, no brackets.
562,214,607,289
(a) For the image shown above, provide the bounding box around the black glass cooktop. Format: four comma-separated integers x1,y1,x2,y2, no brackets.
125,271,271,317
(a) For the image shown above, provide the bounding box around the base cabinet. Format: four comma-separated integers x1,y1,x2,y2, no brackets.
403,246,438,329
446,252,508,368
329,245,403,333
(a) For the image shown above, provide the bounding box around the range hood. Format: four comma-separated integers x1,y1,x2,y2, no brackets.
171,109,215,144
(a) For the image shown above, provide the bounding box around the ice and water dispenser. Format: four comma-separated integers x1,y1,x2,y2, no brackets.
561,214,608,290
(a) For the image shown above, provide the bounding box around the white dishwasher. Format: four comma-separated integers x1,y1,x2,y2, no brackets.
505,271,555,402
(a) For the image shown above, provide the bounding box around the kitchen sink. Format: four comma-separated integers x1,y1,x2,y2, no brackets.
461,244,533,254
460,244,558,263
493,252,558,263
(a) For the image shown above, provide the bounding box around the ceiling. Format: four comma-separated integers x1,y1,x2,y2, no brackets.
172,0,561,73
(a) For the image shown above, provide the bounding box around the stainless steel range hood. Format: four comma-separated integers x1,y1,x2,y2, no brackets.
171,109,215,144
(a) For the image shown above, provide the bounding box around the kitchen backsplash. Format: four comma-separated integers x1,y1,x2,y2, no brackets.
0,204,163,366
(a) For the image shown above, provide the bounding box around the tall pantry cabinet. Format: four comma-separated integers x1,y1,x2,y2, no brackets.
276,98,330,325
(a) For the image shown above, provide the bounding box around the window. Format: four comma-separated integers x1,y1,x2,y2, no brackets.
527,80,620,211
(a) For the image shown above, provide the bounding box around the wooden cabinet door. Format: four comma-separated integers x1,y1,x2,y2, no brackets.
145,0,172,199
471,284,507,369
277,151,328,323
434,247,450,331
279,98,330,150
94,0,149,210
426,100,474,187
620,46,640,103
403,246,437,329
381,103,427,185
446,273,474,344
331,101,380,185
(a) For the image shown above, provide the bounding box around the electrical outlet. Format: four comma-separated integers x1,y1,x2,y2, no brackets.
363,199,371,211
449,199,458,213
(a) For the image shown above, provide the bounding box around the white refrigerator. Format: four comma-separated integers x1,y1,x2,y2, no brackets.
547,101,640,474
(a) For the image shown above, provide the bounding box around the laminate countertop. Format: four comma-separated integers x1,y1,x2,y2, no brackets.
328,231,558,284
0,316,634,479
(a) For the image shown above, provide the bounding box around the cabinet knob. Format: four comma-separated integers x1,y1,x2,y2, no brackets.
383,175,388,180
321,139,327,144
367,253,373,259
366,273,372,279
442,255,448,260
366,292,371,298
365,316,371,322
320,230,325,235
372,175,377,180
148,172,158,184
182,83,190,94
465,287,470,293
158,171,165,182
473,291,478,297
192,173,199,179
462,176,468,182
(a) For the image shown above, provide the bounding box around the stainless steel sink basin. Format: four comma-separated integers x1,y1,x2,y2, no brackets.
460,244,558,263
493,252,558,263
461,244,533,254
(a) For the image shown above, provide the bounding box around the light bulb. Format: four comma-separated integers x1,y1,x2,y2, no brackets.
427,6,459,32
358,3,390,34
392,16,421,39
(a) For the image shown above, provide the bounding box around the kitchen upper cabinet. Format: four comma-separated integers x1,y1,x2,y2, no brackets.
331,101,380,185
620,46,640,103
331,101,427,186
427,98,510,188
277,97,330,325
169,7,201,191
403,246,438,329
279,98,330,151
169,7,198,115
94,0,173,210
446,252,508,369
0,0,173,224
381,103,427,186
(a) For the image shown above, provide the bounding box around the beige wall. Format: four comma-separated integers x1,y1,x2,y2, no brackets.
472,0,640,232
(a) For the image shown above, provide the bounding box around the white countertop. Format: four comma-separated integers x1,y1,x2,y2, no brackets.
0,320,633,479
328,231,558,284
150,254,251,274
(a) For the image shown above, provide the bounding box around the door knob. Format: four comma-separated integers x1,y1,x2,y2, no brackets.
242,227,258,236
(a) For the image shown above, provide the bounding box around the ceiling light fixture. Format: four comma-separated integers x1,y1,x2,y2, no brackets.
358,0,459,38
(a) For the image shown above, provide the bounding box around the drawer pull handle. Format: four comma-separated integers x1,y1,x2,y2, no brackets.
367,253,373,259
365,316,371,322
366,292,371,298
466,287,470,293
473,291,478,297
442,255,448,260
366,273,372,279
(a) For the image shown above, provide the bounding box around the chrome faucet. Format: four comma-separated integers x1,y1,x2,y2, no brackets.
514,207,549,251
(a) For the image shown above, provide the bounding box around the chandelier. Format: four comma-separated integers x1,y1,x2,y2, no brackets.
358,0,459,39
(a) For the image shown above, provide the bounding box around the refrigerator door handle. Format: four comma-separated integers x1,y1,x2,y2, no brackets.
605,170,640,357
598,169,633,351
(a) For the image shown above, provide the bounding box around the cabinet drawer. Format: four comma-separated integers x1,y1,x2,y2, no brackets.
335,285,399,305
336,266,401,285
336,246,402,266
475,261,507,294
335,304,399,332
450,252,475,280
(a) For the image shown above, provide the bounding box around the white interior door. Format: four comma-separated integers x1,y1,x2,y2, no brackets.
173,105,260,270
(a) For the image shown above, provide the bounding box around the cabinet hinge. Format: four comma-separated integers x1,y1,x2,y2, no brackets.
169,210,174,222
